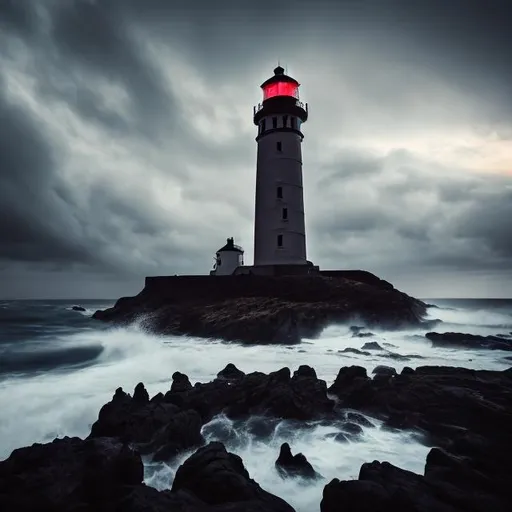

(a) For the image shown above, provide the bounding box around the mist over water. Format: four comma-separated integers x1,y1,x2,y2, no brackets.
0,299,511,511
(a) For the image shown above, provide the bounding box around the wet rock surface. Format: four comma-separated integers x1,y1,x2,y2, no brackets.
426,331,512,351
1,364,511,511
172,442,295,511
275,442,322,480
93,273,428,344
324,365,512,511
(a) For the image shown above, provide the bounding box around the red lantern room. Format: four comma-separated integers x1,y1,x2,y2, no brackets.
253,66,308,128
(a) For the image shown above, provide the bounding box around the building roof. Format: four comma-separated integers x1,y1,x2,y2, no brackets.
260,66,299,88
217,237,244,253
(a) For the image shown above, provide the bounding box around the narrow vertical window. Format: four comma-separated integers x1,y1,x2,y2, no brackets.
282,207,288,220
261,119,266,132
283,115,288,127
290,117,296,130
276,141,282,152
277,234,283,247
277,186,283,199
272,117,278,129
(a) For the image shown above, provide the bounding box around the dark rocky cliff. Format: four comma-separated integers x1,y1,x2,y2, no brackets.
93,271,429,344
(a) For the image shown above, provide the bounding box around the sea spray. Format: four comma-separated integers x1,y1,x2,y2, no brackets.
144,413,430,512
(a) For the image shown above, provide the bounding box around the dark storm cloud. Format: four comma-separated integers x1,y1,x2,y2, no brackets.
47,0,177,140
0,83,91,265
0,0,37,35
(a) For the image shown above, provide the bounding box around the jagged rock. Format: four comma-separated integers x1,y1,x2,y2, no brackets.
361,342,384,350
71,305,86,311
89,385,180,443
341,422,364,436
321,455,511,512
426,332,512,351
166,366,335,423
93,272,428,344
349,326,374,338
143,409,204,462
328,365,512,447
217,363,245,381
328,366,373,409
275,442,322,480
345,411,375,428
372,365,397,377
338,347,371,356
0,436,143,511
171,371,193,392
133,382,149,403
171,442,295,511
116,485,206,512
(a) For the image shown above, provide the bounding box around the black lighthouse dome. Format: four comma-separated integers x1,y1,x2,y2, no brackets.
253,66,308,128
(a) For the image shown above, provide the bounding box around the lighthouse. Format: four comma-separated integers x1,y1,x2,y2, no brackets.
252,66,309,267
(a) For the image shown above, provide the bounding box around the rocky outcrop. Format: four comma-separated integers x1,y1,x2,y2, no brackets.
426,331,512,351
165,364,335,422
88,383,204,461
92,272,428,344
87,366,334,462
328,365,512,444
321,448,511,512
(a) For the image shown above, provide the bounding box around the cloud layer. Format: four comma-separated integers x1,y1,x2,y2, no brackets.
0,0,511,298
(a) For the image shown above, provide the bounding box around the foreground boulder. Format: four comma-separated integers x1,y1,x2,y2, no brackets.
93,272,428,344
172,442,295,511
321,455,511,512
0,436,143,511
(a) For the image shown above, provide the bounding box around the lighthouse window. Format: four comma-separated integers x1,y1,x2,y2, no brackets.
260,119,266,133
276,141,282,152
277,186,283,199
282,207,288,220
290,117,296,130
277,234,283,247
283,115,288,127
272,117,278,129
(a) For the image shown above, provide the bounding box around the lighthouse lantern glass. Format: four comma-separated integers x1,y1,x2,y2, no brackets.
263,82,299,100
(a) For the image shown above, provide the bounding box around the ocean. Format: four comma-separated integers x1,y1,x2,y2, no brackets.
1,298,511,511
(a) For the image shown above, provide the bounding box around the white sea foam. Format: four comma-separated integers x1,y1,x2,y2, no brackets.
0,304,510,511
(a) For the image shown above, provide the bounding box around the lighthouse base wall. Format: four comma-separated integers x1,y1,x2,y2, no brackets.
142,268,393,303
233,264,319,276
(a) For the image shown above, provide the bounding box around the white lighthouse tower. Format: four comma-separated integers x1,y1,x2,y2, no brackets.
252,66,309,267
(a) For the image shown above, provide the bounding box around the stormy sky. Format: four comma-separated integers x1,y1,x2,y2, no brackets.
1,0,511,299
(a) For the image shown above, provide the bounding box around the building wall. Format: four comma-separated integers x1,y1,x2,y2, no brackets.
254,114,307,266
212,251,243,276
